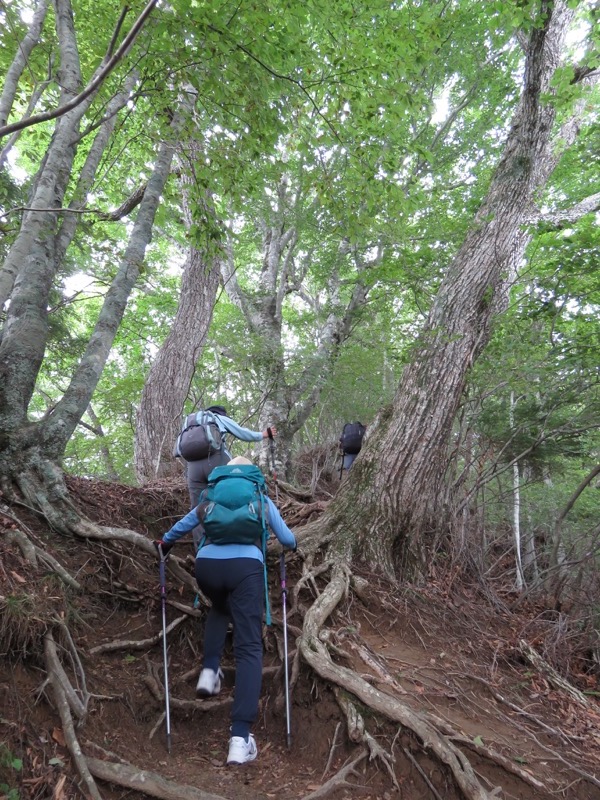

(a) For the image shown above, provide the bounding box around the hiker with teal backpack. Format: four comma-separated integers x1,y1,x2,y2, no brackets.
154,456,296,765
174,404,277,547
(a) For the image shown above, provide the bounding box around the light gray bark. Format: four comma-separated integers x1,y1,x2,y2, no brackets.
0,76,52,171
54,72,138,266
0,0,127,312
0,0,158,140
0,0,50,129
134,142,222,483
510,392,524,591
0,0,88,428
222,181,374,477
42,117,180,456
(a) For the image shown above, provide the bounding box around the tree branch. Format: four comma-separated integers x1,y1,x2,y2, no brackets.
0,0,158,139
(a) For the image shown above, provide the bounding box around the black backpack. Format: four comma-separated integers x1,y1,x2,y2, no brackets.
175,410,223,461
340,422,365,455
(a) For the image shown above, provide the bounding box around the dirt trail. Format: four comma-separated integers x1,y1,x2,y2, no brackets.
1,477,600,800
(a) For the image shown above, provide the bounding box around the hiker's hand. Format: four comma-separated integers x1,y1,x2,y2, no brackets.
153,540,173,558
264,426,277,439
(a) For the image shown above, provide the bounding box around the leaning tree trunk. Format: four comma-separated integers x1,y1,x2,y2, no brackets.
304,0,576,579
0,109,179,522
134,141,223,483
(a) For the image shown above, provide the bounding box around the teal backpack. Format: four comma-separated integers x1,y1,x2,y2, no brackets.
197,463,272,623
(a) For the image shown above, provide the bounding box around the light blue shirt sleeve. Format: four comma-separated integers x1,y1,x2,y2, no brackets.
163,508,201,543
162,493,296,553
217,414,264,442
266,497,296,550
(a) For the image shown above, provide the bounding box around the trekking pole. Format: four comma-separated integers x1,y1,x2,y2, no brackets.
280,551,291,748
267,427,279,503
158,546,172,753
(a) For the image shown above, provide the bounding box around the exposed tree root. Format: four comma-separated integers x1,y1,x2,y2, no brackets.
334,689,399,790
143,666,227,714
5,527,81,589
465,673,586,746
300,751,368,799
518,639,589,706
335,630,408,694
44,629,88,722
5,473,593,800
44,632,103,800
71,518,199,592
89,614,188,655
298,561,498,800
85,757,233,800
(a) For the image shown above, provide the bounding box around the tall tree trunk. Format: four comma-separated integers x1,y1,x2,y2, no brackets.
307,1,576,579
0,0,87,413
510,392,525,591
0,110,179,515
222,182,373,478
134,142,222,483
520,464,539,583
42,119,179,457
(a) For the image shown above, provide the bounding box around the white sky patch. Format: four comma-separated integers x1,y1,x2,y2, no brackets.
64,273,95,295
6,148,28,184
566,20,590,60
20,2,34,24
431,85,450,125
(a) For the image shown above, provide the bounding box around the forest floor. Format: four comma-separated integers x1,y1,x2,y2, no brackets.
1,470,600,800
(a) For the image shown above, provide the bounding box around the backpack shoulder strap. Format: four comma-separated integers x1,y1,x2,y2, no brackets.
258,488,271,625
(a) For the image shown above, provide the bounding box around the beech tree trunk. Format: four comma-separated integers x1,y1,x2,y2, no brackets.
0,0,49,130
222,178,372,478
0,5,179,500
134,141,222,483
308,0,578,579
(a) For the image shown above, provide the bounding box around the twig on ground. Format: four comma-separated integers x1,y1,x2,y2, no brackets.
44,634,103,800
301,751,368,800
321,721,342,780
89,614,187,654
402,745,445,800
149,711,166,742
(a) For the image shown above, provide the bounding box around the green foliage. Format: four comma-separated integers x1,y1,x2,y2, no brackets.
2,0,597,540
0,742,22,800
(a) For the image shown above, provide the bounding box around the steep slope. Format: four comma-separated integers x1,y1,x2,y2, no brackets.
1,475,599,800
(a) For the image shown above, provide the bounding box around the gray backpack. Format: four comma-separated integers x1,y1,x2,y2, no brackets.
175,410,223,461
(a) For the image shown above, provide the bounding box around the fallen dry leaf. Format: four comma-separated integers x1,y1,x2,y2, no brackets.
51,728,65,747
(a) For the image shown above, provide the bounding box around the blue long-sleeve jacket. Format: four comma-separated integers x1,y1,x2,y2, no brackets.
162,496,296,563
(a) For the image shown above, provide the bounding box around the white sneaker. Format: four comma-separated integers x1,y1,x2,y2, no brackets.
196,668,223,697
227,734,258,765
